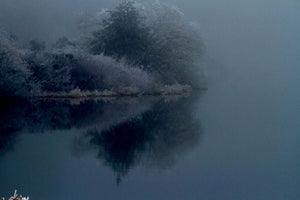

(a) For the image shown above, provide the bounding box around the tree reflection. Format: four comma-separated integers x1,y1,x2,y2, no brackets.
89,119,151,184
73,95,202,184
0,94,203,184
0,97,158,156
0,99,28,156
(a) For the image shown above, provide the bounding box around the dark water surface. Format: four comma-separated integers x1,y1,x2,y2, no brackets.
0,78,299,200
0,95,204,199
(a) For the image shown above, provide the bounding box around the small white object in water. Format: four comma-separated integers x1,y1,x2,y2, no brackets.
4,190,29,200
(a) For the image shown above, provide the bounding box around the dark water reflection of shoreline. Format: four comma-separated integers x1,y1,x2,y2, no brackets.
0,94,203,185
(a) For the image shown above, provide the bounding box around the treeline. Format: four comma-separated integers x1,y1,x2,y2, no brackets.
0,1,204,99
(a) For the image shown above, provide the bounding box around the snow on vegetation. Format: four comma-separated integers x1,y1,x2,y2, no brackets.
40,83,192,98
0,1,204,99
0,30,33,98
74,55,154,92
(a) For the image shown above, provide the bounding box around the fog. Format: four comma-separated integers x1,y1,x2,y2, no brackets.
0,0,117,42
1,0,299,79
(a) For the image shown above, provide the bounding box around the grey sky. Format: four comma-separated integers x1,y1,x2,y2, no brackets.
0,0,299,73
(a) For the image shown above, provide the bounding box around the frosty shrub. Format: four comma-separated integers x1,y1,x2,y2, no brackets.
72,54,153,92
27,51,75,93
44,53,74,92
26,36,154,95
139,2,205,87
0,30,32,98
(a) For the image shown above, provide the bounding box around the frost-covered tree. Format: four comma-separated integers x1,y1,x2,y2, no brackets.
0,30,33,98
89,1,151,65
32,52,75,93
139,2,205,86
27,41,78,93
89,1,204,87
45,53,74,92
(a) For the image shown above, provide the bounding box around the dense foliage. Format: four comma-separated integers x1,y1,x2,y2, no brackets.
0,31,33,98
0,1,204,99
90,1,204,86
90,1,151,65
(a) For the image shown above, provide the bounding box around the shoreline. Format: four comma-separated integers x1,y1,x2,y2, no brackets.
37,84,204,99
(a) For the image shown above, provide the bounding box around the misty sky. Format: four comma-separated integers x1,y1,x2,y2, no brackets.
0,0,299,84
0,0,299,59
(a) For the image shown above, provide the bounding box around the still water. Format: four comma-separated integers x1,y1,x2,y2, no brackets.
0,73,299,200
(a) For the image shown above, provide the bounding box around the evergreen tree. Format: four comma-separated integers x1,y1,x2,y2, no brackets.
90,1,151,65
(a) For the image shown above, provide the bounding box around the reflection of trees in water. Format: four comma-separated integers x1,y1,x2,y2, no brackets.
0,95,202,183
73,96,202,184
0,99,28,156
88,119,152,184
0,97,160,156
